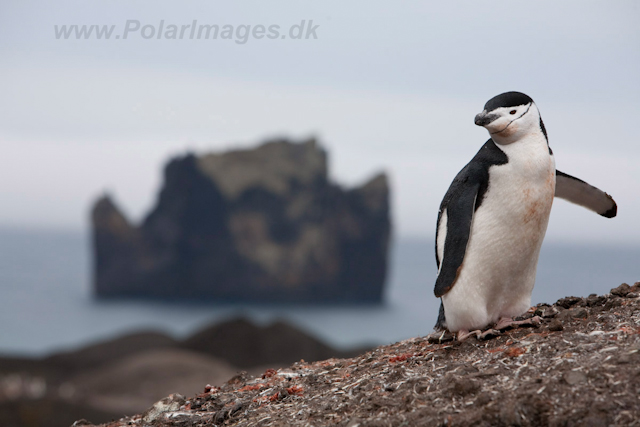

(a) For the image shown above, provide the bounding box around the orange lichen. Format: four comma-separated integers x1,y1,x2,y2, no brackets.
503,347,525,357
237,384,266,392
287,385,303,396
262,368,277,379
389,353,414,363
618,326,640,335
203,384,219,393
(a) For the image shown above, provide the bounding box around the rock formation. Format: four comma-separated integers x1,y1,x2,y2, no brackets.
91,138,391,302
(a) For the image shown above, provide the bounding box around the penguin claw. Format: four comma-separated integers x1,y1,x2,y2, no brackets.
456,330,481,342
426,330,455,344
478,329,501,340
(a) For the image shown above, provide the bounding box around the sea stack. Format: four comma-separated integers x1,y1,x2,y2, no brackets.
91,138,391,303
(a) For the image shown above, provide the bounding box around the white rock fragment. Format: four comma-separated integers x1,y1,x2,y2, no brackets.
142,393,185,423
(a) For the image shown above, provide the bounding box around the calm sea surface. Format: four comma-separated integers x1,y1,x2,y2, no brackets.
0,228,638,356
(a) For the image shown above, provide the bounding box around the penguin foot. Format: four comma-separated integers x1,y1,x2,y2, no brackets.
494,315,542,331
457,328,500,341
436,316,543,344
456,330,481,342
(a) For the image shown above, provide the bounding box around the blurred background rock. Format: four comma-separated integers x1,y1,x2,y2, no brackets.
92,139,390,303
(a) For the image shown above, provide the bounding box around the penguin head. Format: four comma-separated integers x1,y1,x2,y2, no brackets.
474,91,543,145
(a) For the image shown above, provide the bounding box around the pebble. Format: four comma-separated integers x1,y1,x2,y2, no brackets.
563,371,587,386
556,296,583,309
571,308,588,319
611,283,631,297
548,319,564,332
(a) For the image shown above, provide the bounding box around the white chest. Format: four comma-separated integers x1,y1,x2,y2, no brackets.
485,137,556,231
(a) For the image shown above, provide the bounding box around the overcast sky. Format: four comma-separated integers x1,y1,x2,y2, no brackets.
0,1,638,243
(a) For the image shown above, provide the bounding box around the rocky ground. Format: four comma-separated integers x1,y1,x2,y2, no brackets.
75,282,640,427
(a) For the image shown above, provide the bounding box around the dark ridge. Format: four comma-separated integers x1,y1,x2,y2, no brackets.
182,318,370,369
43,332,178,374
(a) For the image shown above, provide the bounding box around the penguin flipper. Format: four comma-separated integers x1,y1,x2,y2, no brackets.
433,178,479,298
555,170,617,218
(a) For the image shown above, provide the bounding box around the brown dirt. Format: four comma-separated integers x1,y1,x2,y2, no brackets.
79,282,640,427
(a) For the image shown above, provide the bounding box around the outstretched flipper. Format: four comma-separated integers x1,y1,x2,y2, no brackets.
555,170,617,218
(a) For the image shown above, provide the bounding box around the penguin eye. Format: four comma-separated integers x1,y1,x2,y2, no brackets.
509,110,517,115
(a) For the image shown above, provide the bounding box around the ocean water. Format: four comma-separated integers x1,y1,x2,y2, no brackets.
0,228,638,356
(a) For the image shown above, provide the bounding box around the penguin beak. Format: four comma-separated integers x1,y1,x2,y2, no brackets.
474,111,499,127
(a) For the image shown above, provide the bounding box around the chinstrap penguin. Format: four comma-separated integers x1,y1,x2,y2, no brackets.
433,91,617,340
